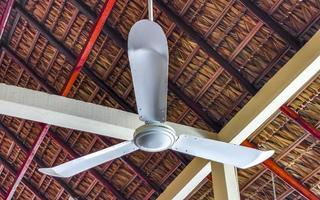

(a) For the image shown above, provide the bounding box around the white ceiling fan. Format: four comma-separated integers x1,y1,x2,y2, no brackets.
0,4,274,178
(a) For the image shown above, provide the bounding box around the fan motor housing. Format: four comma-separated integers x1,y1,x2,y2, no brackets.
133,123,177,152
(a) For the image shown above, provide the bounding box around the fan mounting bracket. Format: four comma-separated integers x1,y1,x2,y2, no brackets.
133,123,177,152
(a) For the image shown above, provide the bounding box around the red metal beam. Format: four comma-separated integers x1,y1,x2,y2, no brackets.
280,105,320,139
5,1,117,199
277,165,320,199
0,0,14,40
241,140,320,200
61,0,116,96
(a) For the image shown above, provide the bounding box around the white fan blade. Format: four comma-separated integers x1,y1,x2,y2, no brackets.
128,19,168,123
39,141,138,177
171,135,274,169
0,83,143,140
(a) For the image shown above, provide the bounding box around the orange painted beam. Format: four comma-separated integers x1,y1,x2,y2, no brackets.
280,105,320,139
241,140,320,200
62,0,116,96
5,1,117,199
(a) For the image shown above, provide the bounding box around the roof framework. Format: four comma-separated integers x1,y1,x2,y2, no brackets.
0,0,319,199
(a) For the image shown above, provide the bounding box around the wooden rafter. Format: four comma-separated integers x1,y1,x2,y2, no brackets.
242,140,319,200
154,0,258,95
0,156,46,200
238,0,302,50
0,122,82,200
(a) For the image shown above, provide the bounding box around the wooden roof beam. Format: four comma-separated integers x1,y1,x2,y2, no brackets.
238,0,302,50
153,0,258,95
241,140,319,200
0,122,82,200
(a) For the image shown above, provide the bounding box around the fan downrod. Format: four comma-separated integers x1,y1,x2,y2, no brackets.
133,123,177,152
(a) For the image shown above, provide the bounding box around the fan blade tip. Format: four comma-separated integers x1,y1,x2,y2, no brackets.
240,150,274,169
38,168,69,178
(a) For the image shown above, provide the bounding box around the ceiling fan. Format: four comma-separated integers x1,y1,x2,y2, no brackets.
0,7,274,178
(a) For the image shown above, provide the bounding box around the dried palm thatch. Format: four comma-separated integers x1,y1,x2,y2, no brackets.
0,0,319,199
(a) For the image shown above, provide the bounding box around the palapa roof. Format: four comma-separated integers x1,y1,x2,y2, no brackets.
0,0,319,199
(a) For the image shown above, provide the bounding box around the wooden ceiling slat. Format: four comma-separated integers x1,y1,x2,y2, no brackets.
169,82,222,130
14,4,136,111
242,140,319,199
0,156,46,200
121,174,137,192
0,122,82,200
241,112,320,194
159,160,182,185
49,1,66,32
154,0,258,95
239,0,302,50
61,8,79,41
83,179,98,198
278,165,320,199
2,47,56,93
173,0,235,82
54,187,65,200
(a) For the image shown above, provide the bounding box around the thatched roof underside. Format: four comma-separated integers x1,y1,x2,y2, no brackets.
0,0,319,199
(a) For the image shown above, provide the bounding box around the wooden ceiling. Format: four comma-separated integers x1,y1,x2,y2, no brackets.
0,0,319,199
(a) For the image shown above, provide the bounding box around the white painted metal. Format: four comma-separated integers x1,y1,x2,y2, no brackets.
0,83,143,140
211,162,240,200
171,135,274,169
128,20,168,123
148,0,153,21
133,123,177,152
39,141,138,177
